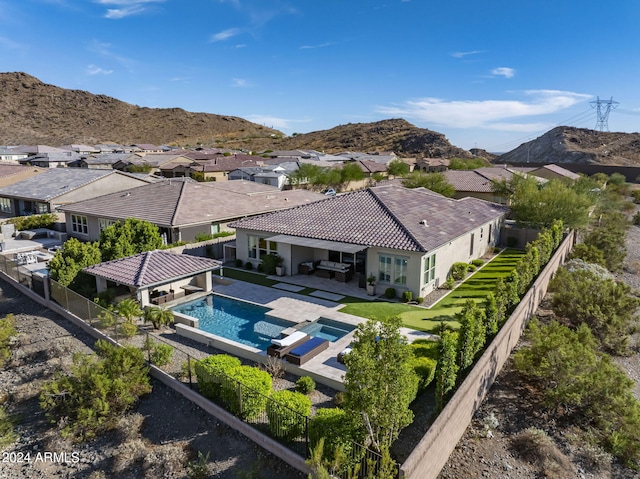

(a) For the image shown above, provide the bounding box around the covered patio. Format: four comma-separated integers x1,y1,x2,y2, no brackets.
83,250,222,307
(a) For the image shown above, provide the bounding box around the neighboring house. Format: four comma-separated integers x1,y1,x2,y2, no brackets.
131,143,163,153
18,151,81,168
415,158,450,172
113,153,192,173
0,165,46,216
0,148,28,163
60,179,324,244
0,169,152,216
229,185,508,299
83,250,222,307
337,152,398,165
78,153,135,169
228,163,293,189
59,144,101,155
526,164,581,181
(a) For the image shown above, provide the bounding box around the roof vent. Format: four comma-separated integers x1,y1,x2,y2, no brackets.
419,219,428,226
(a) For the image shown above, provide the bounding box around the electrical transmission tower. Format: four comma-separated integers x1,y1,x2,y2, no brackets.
590,96,619,132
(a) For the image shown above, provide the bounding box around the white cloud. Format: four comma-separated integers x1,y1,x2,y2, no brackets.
491,67,515,79
232,78,250,88
0,35,23,50
210,28,241,42
377,90,592,130
87,39,136,70
245,115,312,131
87,64,113,75
452,50,484,58
96,0,165,19
300,42,334,50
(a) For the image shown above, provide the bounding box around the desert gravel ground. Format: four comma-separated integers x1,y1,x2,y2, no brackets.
0,278,305,479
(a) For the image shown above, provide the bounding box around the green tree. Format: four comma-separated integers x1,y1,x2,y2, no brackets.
448,157,487,170
509,178,594,229
484,293,499,337
289,163,323,187
339,162,366,184
39,340,151,441
312,167,343,190
387,159,410,178
401,171,455,197
343,316,419,452
568,243,607,268
456,300,486,370
48,238,102,293
582,211,628,272
435,329,459,411
550,267,640,354
99,218,163,262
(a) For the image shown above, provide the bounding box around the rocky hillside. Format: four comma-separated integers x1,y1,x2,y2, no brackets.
496,126,640,166
0,72,281,147
0,72,477,158
278,119,474,158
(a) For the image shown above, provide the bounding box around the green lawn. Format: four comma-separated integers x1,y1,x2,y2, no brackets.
339,249,525,333
222,250,525,334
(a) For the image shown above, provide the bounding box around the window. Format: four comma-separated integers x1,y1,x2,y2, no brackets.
36,203,49,214
469,233,475,256
99,218,117,231
423,254,436,284
71,215,88,235
378,254,408,286
0,198,11,214
248,235,277,259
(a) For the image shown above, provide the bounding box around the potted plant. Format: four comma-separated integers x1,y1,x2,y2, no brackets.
274,255,285,276
366,273,376,295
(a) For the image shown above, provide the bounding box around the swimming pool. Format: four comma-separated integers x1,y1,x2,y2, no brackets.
299,318,355,342
172,295,295,350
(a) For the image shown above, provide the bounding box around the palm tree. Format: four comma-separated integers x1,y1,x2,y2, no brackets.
116,298,143,324
143,306,174,330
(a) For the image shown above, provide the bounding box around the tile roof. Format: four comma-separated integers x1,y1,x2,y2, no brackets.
83,250,222,287
61,179,324,227
0,165,43,178
229,185,509,252
0,169,143,201
535,164,580,179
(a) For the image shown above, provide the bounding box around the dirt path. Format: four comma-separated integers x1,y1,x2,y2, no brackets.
0,278,305,479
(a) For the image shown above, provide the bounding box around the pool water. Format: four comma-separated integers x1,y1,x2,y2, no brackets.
300,318,355,342
172,295,295,350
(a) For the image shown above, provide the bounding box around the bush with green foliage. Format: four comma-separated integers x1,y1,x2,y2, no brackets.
235,258,243,267
471,258,485,267
415,296,424,304
633,211,640,226
456,300,486,370
266,390,311,441
143,306,174,330
442,276,455,289
402,291,413,302
467,264,477,273
99,218,163,262
149,342,174,367
384,287,396,299
582,211,628,272
194,232,214,242
451,262,469,281
260,253,283,275
0,313,16,368
296,376,316,395
409,339,439,392
219,365,272,419
435,329,459,411
514,319,640,465
39,340,151,441
308,408,366,465
448,157,488,170
245,261,253,270
631,190,640,204
401,171,456,197
0,405,16,448
195,354,242,400
6,213,57,231
48,238,102,294
119,321,138,338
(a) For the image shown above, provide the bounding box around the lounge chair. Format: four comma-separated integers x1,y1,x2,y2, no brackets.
266,331,309,358
285,337,329,365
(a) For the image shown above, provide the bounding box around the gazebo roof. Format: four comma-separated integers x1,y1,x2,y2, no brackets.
83,250,222,288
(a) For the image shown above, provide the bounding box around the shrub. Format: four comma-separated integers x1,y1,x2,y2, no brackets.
631,190,640,204
410,356,437,392
0,314,17,368
194,232,214,242
119,321,138,338
234,258,243,267
296,376,316,395
467,264,477,273
195,354,242,400
266,390,311,441
471,258,485,267
384,287,396,299
416,296,424,304
150,343,174,367
256,263,264,273
0,405,16,448
244,261,253,270
6,213,57,231
219,365,272,419
511,427,574,477
633,211,640,226
442,276,455,289
309,408,366,465
451,262,469,281
402,291,413,303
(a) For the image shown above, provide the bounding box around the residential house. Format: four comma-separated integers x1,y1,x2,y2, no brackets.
131,143,163,153
59,144,101,155
78,153,135,169
0,168,152,217
60,179,324,244
0,165,46,216
229,185,508,299
0,148,28,164
415,158,450,173
18,151,81,168
444,167,519,204
526,164,580,181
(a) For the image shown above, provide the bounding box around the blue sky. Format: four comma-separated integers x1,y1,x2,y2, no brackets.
2,0,640,152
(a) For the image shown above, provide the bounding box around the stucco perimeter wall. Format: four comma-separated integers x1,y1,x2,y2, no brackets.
399,230,575,479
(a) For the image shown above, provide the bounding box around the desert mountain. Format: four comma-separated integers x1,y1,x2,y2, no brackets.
0,72,281,147
496,126,640,166
277,119,474,158
0,72,476,158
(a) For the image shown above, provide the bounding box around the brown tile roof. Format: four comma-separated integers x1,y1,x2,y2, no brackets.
229,185,508,252
83,250,221,287
61,179,324,227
